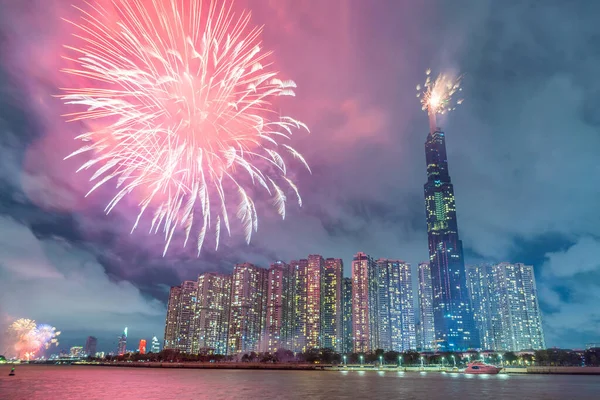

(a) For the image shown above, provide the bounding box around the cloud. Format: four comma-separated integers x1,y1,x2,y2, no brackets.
543,237,600,278
535,237,600,347
0,216,166,342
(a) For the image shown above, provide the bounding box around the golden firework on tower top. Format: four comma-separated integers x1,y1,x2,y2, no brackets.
416,69,463,133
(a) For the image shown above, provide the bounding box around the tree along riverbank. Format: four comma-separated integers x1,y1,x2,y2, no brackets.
72,362,600,374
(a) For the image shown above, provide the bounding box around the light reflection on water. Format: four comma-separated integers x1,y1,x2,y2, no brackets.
1,365,599,400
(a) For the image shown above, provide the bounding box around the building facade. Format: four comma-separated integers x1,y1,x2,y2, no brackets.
175,280,199,353
418,262,436,350
396,261,416,351
376,259,416,352
117,327,127,355
423,129,478,350
164,286,182,350
467,263,545,351
194,273,231,354
341,277,353,354
151,336,160,353
376,260,393,351
352,252,379,353
265,262,293,352
227,263,267,354
321,258,343,351
291,259,309,353
465,264,498,350
306,254,324,349
84,336,97,357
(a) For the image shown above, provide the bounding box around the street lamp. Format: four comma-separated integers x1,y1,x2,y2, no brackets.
379,355,383,367
398,356,402,367
451,355,456,368
498,354,503,366
360,355,364,366
420,356,424,367
343,355,347,366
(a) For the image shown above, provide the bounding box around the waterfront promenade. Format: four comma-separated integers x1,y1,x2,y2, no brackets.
82,361,600,375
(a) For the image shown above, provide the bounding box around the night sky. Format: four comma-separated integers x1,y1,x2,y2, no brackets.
0,0,598,352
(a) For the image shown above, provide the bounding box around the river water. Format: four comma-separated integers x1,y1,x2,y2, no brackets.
1,365,599,399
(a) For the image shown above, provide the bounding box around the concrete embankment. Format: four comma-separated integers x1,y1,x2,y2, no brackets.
504,367,600,375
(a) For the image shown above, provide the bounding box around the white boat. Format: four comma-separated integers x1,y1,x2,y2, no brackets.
464,361,502,374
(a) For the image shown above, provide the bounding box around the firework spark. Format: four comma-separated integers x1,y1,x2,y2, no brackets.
6,319,60,360
416,69,463,132
59,0,310,255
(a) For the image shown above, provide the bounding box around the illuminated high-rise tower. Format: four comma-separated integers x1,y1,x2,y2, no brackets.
265,261,294,352
175,280,199,353
227,263,267,354
377,259,416,351
466,263,545,351
321,258,342,351
306,254,324,349
164,286,182,350
424,130,478,350
341,277,353,354
117,327,127,355
417,262,435,350
151,336,160,353
291,259,309,352
162,281,198,353
194,273,231,355
352,252,379,353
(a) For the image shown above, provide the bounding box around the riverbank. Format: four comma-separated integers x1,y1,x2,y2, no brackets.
72,362,600,374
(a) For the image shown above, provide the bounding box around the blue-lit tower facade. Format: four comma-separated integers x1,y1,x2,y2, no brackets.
424,129,478,350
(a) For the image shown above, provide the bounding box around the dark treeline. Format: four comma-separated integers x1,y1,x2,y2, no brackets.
93,347,600,367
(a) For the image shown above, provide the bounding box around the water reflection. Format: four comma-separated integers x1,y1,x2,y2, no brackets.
1,365,597,400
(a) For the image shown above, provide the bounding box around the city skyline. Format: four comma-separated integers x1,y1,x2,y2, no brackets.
160,254,546,356
1,0,599,353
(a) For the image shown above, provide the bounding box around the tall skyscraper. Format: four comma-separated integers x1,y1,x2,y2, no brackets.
291,259,309,352
352,252,379,353
466,263,545,351
321,258,342,351
423,129,478,350
84,336,97,357
151,336,160,353
164,286,182,350
139,339,147,354
377,259,416,351
341,277,353,354
227,263,267,354
194,273,231,355
117,327,127,355
265,261,293,352
418,262,435,350
175,280,199,353
306,254,324,349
